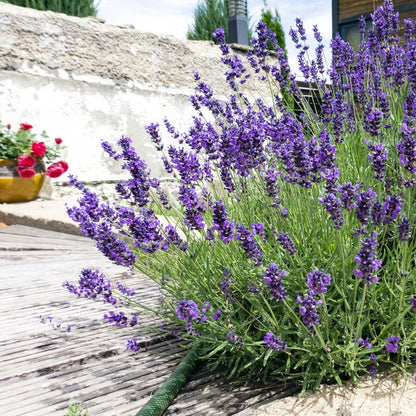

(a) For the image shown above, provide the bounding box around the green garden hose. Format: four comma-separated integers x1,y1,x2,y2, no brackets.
135,343,203,416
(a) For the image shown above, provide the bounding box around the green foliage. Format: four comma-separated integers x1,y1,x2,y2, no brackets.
0,121,61,162
65,402,88,416
261,0,287,57
187,0,229,42
0,0,98,17
187,0,253,42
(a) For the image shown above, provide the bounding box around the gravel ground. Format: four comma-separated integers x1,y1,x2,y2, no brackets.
252,373,416,416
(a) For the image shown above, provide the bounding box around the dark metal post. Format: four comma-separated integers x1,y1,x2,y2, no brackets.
332,0,339,39
226,0,248,45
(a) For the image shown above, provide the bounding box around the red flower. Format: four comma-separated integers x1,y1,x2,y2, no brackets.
16,166,36,178
56,160,69,172
45,161,68,178
31,141,46,158
54,138,63,145
6,124,11,129
19,123,33,130
17,154,36,167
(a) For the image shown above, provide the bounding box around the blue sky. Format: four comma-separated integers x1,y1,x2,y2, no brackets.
97,1,332,76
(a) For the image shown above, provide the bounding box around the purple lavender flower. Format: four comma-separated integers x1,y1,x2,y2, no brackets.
337,182,360,210
220,269,236,303
409,293,416,310
251,222,266,241
380,194,402,224
371,200,383,226
355,188,377,226
263,332,287,351
104,310,129,327
116,281,135,297
248,283,262,293
369,366,378,377
175,299,200,323
226,332,243,346
212,28,225,44
115,137,153,207
364,108,384,137
145,123,163,151
307,269,331,296
63,268,116,304
209,200,235,244
262,168,281,207
128,208,165,254
212,310,222,321
357,337,372,349
178,186,206,230
297,293,323,329
353,231,381,285
366,141,388,180
165,224,188,251
274,231,296,254
168,146,203,185
263,263,287,302
397,122,416,173
126,338,148,353
235,223,263,266
370,353,377,363
317,192,344,229
385,336,400,353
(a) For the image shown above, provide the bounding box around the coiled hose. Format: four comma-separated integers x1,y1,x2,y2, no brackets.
135,343,202,416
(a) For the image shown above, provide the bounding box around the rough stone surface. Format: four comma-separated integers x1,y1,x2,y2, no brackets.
0,2,231,92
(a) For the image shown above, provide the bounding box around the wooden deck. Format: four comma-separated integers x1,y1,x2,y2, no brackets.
0,225,296,415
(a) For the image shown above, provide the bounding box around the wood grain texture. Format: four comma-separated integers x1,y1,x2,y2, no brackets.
0,225,294,415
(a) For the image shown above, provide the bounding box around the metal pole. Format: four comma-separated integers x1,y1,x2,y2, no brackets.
226,0,248,45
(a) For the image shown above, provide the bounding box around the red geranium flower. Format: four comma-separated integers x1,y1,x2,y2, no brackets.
19,123,33,130
45,161,67,178
17,154,37,167
56,160,68,172
54,138,63,145
16,166,36,178
31,141,46,158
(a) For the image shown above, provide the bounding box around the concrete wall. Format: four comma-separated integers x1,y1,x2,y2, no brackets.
0,3,271,198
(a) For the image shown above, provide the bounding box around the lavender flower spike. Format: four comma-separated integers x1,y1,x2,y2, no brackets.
307,269,331,295
385,336,400,353
297,293,322,329
263,332,287,351
277,232,297,255
353,231,382,285
263,263,287,302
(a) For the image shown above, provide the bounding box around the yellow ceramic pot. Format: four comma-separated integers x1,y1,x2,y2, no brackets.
0,159,45,203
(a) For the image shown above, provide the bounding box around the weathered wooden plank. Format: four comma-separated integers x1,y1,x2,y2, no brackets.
0,224,87,242
0,225,295,416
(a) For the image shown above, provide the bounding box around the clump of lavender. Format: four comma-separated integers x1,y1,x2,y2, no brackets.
64,1,416,391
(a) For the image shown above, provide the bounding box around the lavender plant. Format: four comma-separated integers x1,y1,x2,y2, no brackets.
65,0,416,391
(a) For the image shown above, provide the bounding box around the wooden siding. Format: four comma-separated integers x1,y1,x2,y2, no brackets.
339,0,413,21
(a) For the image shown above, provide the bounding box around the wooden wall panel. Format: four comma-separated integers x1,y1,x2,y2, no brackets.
339,0,412,21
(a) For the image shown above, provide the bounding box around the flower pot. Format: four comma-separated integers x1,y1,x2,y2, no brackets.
0,159,45,203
